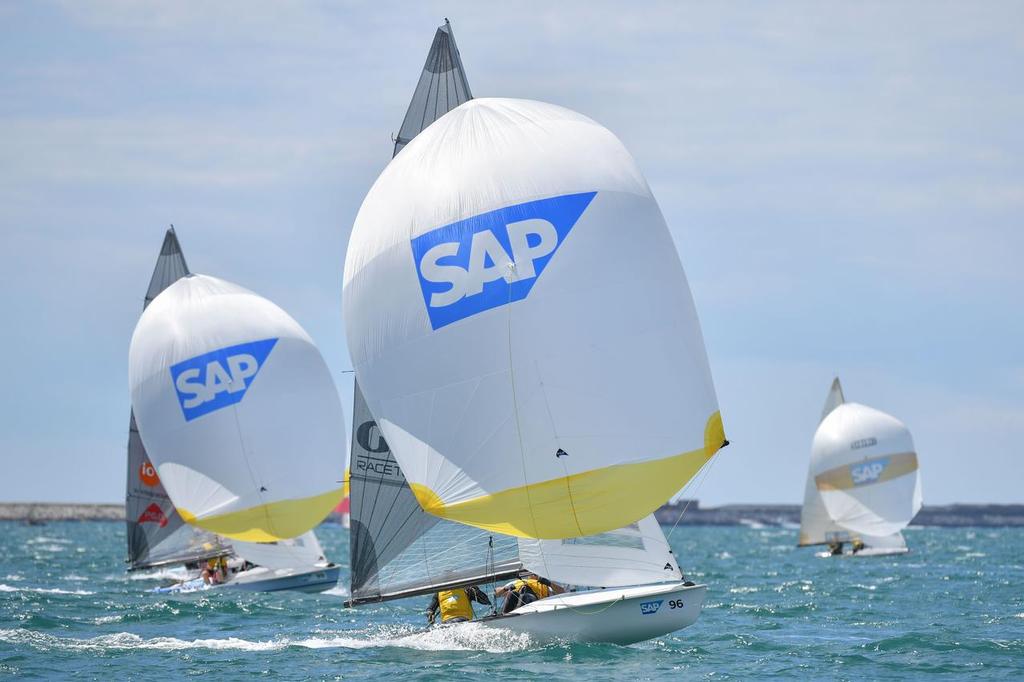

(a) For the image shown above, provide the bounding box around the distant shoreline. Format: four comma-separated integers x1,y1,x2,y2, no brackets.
3,501,1023,527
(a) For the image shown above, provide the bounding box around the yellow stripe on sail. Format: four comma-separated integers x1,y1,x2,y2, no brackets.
815,452,918,492
411,411,726,539
178,486,345,542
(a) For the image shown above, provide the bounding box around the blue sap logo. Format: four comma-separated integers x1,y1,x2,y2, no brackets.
640,600,663,615
410,192,597,330
169,338,278,421
850,458,889,485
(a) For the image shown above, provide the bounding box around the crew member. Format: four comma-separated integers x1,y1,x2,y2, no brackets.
426,585,491,624
201,556,229,585
828,541,844,556
851,539,865,554
496,573,564,614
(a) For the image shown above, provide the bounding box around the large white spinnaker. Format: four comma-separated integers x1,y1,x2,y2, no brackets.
800,378,922,544
129,274,346,542
343,97,724,539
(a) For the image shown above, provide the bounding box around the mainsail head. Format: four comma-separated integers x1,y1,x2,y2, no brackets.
129,274,346,542
392,19,472,157
811,402,922,537
144,227,190,307
126,228,231,570
343,97,724,539
820,376,845,424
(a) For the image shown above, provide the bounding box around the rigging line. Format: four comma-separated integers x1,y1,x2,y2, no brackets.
537,358,584,538
666,454,720,540
228,401,281,540
504,262,546,549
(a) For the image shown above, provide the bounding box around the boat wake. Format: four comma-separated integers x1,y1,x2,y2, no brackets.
0,624,534,654
0,584,95,596
320,585,349,598
125,567,193,582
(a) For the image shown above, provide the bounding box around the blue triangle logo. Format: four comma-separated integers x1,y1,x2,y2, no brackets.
169,338,278,421
410,191,596,330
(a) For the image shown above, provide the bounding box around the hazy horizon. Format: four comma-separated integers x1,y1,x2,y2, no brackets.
1,2,1021,507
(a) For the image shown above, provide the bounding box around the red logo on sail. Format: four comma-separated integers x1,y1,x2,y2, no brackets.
138,503,169,527
139,460,160,487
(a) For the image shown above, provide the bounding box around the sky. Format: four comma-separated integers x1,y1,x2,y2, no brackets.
0,1,1021,506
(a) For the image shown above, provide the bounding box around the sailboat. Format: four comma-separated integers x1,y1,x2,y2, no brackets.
798,378,923,557
126,228,233,576
341,21,723,644
129,229,340,593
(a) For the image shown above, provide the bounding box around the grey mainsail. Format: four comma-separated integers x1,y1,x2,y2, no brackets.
126,228,231,570
392,19,473,157
347,382,521,605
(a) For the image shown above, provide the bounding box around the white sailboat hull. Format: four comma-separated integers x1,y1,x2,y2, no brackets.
815,546,909,559
151,563,340,594
479,581,706,645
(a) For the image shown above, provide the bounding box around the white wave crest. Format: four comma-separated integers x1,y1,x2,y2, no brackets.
0,584,95,595
0,623,534,654
126,566,194,582
321,585,349,598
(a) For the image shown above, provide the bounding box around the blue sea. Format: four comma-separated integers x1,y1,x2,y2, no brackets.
0,523,1021,679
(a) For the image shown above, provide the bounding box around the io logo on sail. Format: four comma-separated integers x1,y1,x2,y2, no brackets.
169,338,278,421
411,192,596,330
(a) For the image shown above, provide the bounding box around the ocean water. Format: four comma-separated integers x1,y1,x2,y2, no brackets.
0,523,1020,680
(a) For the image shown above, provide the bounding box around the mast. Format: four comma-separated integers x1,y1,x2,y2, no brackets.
126,228,230,570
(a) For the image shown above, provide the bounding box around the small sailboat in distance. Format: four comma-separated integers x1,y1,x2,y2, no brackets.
798,378,923,557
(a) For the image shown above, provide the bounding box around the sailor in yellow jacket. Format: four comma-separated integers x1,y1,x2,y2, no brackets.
496,573,565,615
426,585,491,624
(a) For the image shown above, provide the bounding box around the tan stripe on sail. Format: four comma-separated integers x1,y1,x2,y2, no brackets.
815,451,918,492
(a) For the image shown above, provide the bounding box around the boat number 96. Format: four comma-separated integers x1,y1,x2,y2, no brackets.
668,599,684,609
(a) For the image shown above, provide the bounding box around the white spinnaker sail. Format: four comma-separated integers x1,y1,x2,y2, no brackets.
232,531,327,570
518,514,681,588
129,274,346,542
811,402,922,538
343,97,724,540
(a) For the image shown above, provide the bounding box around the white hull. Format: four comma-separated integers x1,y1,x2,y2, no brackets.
152,563,340,594
815,547,909,559
479,581,706,645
